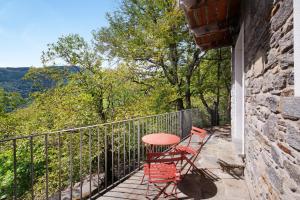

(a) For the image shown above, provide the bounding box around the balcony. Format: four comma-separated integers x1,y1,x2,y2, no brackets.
0,109,250,199
99,126,250,200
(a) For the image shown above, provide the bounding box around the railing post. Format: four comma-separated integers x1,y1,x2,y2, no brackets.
79,130,83,199
180,110,184,138
45,134,49,200
137,119,140,168
29,136,34,200
104,126,108,189
13,139,17,200
58,133,62,200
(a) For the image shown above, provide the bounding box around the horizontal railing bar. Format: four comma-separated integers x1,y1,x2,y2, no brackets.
0,109,199,142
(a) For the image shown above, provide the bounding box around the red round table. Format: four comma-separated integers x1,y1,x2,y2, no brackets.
142,133,180,153
142,133,180,146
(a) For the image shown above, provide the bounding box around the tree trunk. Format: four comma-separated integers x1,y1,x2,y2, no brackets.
212,102,219,126
106,142,113,185
210,109,217,126
96,93,106,122
215,49,222,126
199,92,217,126
176,98,184,110
227,93,231,123
185,78,192,109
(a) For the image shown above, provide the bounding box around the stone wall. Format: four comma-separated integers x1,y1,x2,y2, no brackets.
243,0,300,199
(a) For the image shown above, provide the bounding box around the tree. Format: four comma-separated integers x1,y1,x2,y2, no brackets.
41,34,109,121
23,66,75,91
0,88,25,114
192,48,231,126
93,0,204,110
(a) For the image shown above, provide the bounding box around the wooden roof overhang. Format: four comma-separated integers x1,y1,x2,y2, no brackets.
180,0,241,50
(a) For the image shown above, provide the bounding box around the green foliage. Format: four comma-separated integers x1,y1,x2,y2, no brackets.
0,141,45,199
94,0,204,109
0,88,25,114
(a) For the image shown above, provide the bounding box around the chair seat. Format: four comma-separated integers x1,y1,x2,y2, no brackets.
144,163,176,173
175,145,197,155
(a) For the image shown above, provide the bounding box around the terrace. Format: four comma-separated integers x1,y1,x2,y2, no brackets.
99,126,250,200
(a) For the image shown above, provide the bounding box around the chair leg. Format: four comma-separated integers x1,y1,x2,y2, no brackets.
167,182,179,199
183,151,201,175
175,185,178,200
170,183,176,197
141,174,145,184
185,162,195,175
146,182,150,197
153,183,171,199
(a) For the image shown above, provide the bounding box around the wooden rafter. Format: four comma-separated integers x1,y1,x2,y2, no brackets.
180,0,241,50
191,21,228,37
180,0,206,9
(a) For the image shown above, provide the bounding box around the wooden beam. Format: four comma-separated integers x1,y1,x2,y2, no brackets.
195,34,232,45
196,39,233,50
191,21,228,36
179,0,205,9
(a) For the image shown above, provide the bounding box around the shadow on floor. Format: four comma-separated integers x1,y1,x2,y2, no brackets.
217,159,245,180
177,173,218,200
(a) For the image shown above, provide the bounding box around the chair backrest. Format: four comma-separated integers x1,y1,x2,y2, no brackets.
191,126,208,139
145,151,185,182
146,151,185,164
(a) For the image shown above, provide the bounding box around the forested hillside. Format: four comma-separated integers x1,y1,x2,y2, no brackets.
0,67,32,97
0,66,78,97
0,0,232,199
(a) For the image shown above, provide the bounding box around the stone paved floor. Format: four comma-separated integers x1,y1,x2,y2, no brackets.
97,126,250,200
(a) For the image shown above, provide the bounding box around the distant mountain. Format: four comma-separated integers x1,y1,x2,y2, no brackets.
0,66,78,97
0,67,32,97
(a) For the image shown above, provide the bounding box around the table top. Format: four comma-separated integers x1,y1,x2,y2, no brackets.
142,133,180,146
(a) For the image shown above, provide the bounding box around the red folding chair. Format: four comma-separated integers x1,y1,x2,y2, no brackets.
143,151,185,199
175,126,209,174
175,126,209,156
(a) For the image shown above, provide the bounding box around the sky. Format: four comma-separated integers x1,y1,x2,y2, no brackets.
0,0,120,67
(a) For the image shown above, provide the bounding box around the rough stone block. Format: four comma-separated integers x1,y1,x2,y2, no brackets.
287,70,294,85
280,97,300,120
253,54,264,77
283,160,300,186
265,49,278,70
278,30,293,54
272,73,287,90
262,114,278,141
266,95,280,113
267,167,284,193
259,106,271,120
271,143,283,167
278,53,294,70
286,122,300,152
262,76,274,93
271,0,293,31
282,14,293,34
281,87,294,97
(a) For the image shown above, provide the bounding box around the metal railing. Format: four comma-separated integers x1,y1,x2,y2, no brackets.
0,109,202,200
